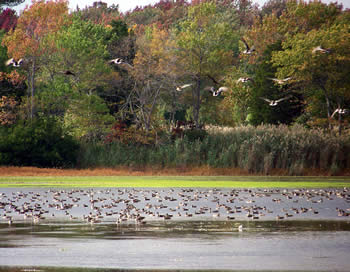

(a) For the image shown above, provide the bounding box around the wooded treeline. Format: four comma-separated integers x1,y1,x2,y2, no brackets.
0,0,349,173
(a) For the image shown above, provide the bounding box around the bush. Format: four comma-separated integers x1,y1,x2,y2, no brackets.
0,118,80,168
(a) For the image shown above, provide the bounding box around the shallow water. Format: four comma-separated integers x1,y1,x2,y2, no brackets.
0,188,350,271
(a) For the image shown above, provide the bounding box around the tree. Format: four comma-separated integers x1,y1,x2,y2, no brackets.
2,0,69,119
0,0,24,9
174,2,238,127
271,21,350,133
0,8,17,32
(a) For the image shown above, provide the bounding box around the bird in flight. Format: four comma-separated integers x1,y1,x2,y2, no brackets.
237,77,253,83
268,77,292,85
331,108,348,118
260,95,292,106
5,58,24,67
176,84,192,92
206,86,229,97
312,46,331,54
241,38,255,55
108,58,133,68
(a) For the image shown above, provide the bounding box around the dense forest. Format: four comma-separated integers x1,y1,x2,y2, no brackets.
0,0,349,174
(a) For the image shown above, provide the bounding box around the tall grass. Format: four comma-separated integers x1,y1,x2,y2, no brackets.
78,124,350,175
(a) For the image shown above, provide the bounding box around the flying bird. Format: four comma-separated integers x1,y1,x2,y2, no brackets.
268,77,292,85
331,108,348,118
241,38,255,55
312,46,331,54
237,77,253,83
108,58,133,68
176,84,192,92
205,86,229,97
260,95,292,106
5,58,24,67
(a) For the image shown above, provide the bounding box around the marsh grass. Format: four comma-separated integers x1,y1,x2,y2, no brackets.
78,124,350,175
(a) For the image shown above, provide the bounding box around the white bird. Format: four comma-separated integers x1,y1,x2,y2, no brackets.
176,84,192,92
331,108,348,118
241,38,255,55
238,224,243,232
312,46,331,54
260,95,292,106
237,77,253,83
5,58,24,67
268,77,292,85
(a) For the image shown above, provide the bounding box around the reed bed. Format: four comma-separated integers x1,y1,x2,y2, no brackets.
78,124,350,175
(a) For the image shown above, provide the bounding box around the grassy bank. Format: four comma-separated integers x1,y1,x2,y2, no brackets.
0,175,349,188
78,125,350,175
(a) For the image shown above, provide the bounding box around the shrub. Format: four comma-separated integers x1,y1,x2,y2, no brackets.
0,117,79,168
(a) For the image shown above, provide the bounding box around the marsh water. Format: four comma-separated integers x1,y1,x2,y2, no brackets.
0,187,350,271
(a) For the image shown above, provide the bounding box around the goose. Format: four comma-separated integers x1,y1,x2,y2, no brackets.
312,46,331,54
260,95,292,106
5,58,24,67
237,77,253,83
176,83,192,92
268,77,292,85
241,38,255,55
331,108,348,118
205,86,229,97
108,58,133,68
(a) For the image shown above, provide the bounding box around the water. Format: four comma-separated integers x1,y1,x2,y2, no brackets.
0,188,350,271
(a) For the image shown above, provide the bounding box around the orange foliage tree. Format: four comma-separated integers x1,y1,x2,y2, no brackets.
2,0,70,119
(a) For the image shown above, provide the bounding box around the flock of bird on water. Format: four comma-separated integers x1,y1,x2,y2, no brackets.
5,39,347,117
1,187,350,229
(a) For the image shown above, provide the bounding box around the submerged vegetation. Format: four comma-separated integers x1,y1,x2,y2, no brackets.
0,0,349,175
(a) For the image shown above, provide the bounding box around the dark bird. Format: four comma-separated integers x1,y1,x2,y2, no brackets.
241,38,255,55
176,84,192,92
312,46,331,54
5,58,24,67
268,77,292,85
62,70,75,76
260,95,292,106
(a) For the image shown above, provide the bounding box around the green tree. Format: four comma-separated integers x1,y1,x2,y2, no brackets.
271,22,350,132
174,2,239,127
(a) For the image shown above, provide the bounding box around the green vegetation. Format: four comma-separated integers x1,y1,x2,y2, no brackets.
0,175,349,188
79,125,350,175
0,1,349,174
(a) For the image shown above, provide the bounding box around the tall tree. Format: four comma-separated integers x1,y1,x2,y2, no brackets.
2,0,69,119
174,2,238,127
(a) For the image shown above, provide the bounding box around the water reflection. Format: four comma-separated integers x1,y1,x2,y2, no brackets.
0,220,350,271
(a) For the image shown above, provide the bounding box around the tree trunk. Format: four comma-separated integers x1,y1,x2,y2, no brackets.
193,75,201,128
30,59,36,120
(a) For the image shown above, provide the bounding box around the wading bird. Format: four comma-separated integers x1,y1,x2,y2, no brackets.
260,95,292,106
